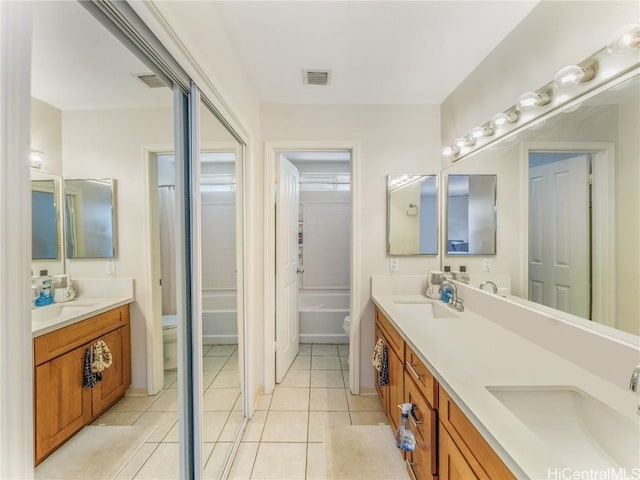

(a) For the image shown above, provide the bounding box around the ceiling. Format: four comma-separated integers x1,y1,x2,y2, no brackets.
214,1,539,104
31,1,172,110
31,1,539,110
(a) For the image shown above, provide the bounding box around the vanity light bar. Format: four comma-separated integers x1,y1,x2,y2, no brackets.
442,23,640,163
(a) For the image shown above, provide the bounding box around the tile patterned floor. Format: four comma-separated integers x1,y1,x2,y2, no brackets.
227,343,388,480
42,344,387,479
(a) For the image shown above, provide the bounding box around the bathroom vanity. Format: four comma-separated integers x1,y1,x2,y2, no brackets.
32,282,134,465
375,306,512,480
371,275,639,480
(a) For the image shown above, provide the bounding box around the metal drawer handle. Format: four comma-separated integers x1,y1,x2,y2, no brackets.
406,361,423,381
405,460,418,480
409,411,422,428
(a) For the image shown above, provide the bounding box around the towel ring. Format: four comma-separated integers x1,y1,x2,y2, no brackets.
406,203,419,216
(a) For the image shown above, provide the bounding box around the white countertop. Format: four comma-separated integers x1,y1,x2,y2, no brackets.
32,277,134,337
372,293,640,479
32,296,134,337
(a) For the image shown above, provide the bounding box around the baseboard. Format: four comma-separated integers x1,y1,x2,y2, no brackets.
124,387,148,397
358,387,377,395
300,333,349,344
203,334,238,345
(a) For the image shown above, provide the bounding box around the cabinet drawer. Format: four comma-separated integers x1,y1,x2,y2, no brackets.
405,373,437,476
375,307,404,361
34,305,129,366
439,387,515,480
405,345,438,408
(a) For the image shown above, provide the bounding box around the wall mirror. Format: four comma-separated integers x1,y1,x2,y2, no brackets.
387,174,438,255
65,178,116,259
446,174,496,255
443,67,639,337
31,170,64,275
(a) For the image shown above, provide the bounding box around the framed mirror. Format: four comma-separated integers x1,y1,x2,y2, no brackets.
443,68,639,336
446,174,497,255
65,178,116,259
31,170,65,276
387,174,438,255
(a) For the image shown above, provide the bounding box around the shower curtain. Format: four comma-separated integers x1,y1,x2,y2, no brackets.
158,186,177,315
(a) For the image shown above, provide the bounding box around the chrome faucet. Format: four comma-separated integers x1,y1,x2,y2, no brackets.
479,281,498,294
441,280,464,312
630,365,640,392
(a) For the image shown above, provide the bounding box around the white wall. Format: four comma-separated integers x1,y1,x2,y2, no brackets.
261,104,441,389
441,1,638,145
31,98,62,175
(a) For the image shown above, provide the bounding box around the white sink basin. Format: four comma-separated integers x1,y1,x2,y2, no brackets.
487,385,640,470
32,302,97,323
392,299,459,319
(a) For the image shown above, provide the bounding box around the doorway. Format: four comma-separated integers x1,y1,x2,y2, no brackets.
524,144,615,326
264,143,361,394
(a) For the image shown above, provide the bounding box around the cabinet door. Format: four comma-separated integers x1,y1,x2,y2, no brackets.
388,346,404,431
34,344,92,465
439,423,479,480
92,324,131,416
405,373,436,478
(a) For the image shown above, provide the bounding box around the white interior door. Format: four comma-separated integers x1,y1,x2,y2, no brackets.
275,155,300,382
529,154,590,317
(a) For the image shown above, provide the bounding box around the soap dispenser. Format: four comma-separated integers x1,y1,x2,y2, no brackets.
35,269,54,307
395,403,416,452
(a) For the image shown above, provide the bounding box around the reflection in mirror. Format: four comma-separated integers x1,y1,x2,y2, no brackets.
446,174,496,255
31,171,64,276
65,179,116,259
445,70,639,336
32,180,59,259
387,174,438,255
198,96,244,474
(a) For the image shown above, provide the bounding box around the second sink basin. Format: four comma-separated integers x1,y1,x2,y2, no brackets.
392,299,459,319
32,302,97,323
487,385,640,471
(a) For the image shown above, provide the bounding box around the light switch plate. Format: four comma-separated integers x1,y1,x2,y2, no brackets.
390,257,399,272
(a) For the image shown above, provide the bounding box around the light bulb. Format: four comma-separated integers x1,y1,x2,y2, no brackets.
29,151,44,169
490,112,518,129
516,92,550,112
454,137,467,149
554,64,596,88
607,24,640,56
470,127,485,139
441,145,459,157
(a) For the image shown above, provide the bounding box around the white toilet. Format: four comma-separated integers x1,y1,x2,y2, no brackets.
162,314,177,370
342,315,351,336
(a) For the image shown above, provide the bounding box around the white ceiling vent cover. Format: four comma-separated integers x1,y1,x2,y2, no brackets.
303,70,331,86
134,73,166,89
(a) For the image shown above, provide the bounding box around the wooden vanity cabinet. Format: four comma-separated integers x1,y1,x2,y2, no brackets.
404,343,438,480
375,308,405,430
33,305,131,465
438,387,515,480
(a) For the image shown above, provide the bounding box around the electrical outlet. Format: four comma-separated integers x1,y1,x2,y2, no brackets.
482,257,491,272
390,257,399,272
107,260,116,276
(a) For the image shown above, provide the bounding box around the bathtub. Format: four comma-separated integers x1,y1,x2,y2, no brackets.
202,291,238,345
298,290,350,344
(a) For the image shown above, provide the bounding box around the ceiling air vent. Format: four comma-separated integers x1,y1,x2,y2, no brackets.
302,69,331,86
135,73,166,89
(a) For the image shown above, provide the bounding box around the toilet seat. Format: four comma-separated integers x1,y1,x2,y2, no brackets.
343,315,351,334
163,314,177,330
